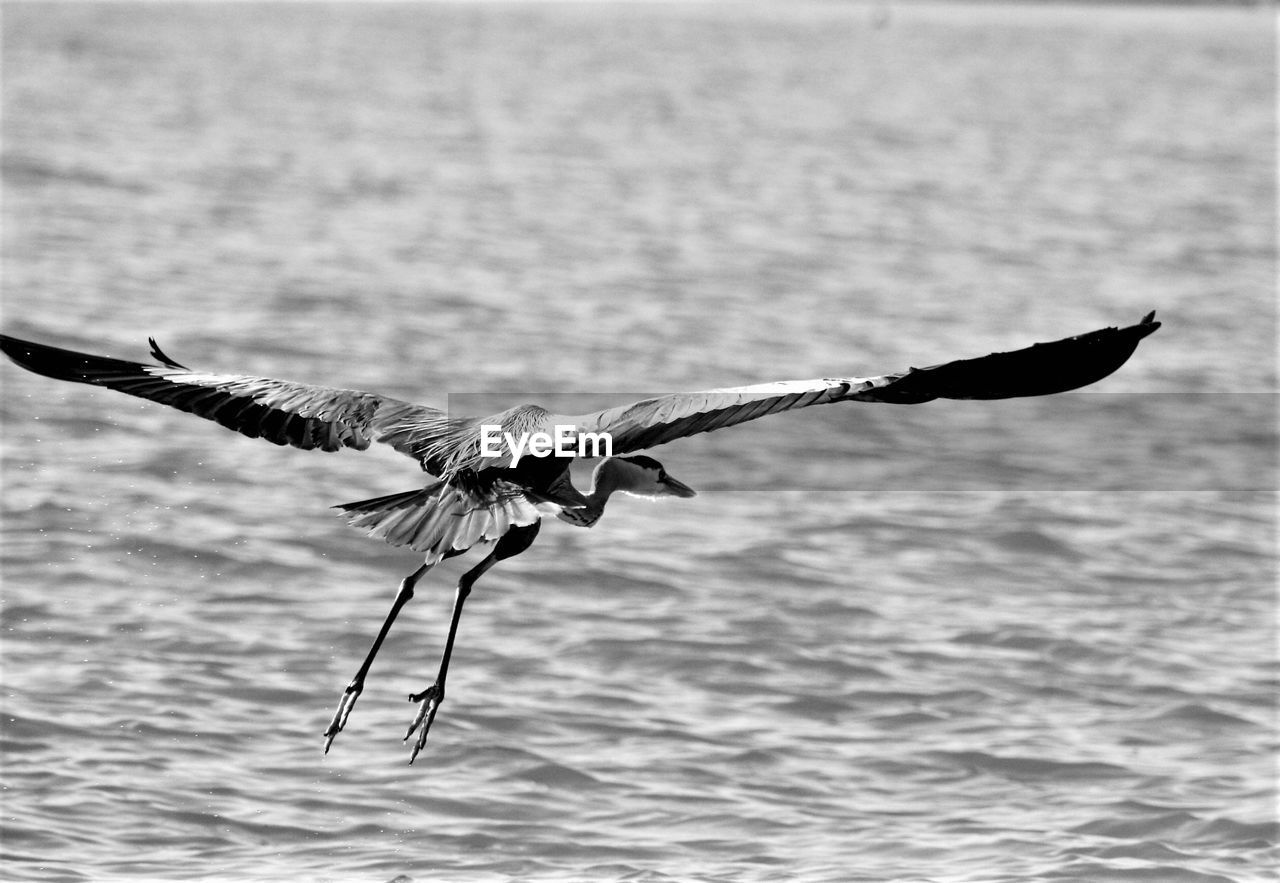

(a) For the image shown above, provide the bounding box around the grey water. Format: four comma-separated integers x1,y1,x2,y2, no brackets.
1,2,1275,881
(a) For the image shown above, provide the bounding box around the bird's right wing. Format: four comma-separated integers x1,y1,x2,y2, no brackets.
559,312,1161,456
0,334,461,469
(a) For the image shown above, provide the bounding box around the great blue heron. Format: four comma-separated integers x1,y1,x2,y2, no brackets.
0,311,1160,761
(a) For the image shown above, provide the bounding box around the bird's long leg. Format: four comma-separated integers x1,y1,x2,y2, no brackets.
403,552,495,763
323,562,431,753
404,521,540,764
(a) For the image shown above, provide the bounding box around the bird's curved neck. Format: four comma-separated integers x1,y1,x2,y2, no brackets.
583,464,625,511
559,462,627,528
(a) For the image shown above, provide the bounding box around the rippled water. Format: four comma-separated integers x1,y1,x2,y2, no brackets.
1,3,1276,882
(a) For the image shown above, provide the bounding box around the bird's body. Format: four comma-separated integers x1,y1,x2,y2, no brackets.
0,312,1160,761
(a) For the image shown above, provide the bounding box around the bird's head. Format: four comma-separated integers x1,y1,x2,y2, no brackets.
598,455,697,499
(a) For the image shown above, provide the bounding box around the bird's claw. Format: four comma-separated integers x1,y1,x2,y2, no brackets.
322,681,363,754
404,684,443,764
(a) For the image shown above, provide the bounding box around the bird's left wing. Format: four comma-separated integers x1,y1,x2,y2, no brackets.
557,312,1161,456
0,334,462,468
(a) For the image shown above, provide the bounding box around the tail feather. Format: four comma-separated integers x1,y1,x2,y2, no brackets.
336,480,541,563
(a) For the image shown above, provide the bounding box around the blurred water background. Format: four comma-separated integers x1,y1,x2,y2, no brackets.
1,2,1276,881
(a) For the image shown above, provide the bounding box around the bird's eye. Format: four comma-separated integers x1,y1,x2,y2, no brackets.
658,470,667,480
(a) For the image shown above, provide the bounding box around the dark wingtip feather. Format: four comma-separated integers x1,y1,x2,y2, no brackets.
0,334,129,382
868,312,1163,403
0,333,36,365
1135,311,1161,338
148,337,190,370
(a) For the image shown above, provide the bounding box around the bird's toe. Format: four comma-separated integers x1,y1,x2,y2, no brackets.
322,682,363,754
404,684,444,763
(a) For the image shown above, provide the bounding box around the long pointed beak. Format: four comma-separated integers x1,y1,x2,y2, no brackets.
662,475,697,498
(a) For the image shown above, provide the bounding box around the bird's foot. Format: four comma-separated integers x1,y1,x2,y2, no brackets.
322,680,363,754
404,683,444,764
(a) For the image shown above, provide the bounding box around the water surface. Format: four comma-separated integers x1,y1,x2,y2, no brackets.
1,3,1275,881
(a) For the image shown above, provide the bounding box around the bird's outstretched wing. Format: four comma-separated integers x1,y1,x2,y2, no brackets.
559,312,1161,456
0,334,463,471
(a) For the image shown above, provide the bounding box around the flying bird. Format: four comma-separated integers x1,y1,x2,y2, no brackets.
0,312,1160,761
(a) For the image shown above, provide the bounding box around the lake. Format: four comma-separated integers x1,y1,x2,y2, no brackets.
1,2,1275,881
